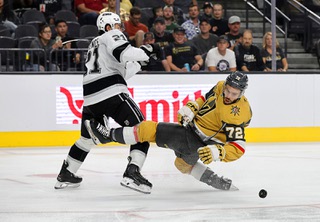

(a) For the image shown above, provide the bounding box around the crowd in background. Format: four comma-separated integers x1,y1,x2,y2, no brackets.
0,0,290,72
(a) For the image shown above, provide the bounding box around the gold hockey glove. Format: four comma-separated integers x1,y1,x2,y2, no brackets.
177,101,199,126
197,144,226,164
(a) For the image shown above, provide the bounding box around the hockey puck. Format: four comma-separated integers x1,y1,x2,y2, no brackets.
259,189,267,198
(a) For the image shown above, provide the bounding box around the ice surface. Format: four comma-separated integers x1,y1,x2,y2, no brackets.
1,143,320,221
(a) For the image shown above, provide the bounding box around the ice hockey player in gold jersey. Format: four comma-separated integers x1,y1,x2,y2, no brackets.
85,71,252,192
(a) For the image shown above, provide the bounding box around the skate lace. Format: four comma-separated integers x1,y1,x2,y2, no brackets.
96,123,109,138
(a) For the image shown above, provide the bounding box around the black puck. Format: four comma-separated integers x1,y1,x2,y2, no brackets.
259,189,267,198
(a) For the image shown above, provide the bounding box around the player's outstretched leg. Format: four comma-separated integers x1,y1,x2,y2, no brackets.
54,160,82,189
84,115,112,145
120,157,152,194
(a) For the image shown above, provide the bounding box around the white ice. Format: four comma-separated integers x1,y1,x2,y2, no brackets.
1,143,320,222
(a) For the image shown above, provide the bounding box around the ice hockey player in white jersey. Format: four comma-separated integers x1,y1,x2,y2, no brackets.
55,12,153,194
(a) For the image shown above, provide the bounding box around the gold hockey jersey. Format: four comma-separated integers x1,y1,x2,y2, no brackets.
193,80,252,162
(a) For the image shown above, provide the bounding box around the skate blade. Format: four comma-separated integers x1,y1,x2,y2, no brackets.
84,120,100,145
120,178,151,194
54,181,81,190
229,184,239,191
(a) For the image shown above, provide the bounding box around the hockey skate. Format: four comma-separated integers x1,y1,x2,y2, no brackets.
201,170,238,191
54,160,82,189
84,115,112,145
121,163,153,194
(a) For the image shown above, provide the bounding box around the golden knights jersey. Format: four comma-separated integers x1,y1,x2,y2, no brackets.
83,29,149,106
194,81,252,162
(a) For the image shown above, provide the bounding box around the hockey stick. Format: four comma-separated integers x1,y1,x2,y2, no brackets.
203,122,227,142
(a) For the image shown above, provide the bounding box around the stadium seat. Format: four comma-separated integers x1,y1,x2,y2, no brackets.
21,9,46,24
18,36,37,48
0,24,11,37
76,39,91,49
79,25,99,40
0,36,16,71
14,25,38,39
66,21,80,38
55,10,78,22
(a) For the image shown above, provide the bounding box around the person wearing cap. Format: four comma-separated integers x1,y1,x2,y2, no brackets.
140,32,171,72
205,35,237,72
163,5,180,33
234,29,266,72
162,0,186,25
226,15,242,51
200,2,214,20
209,3,229,36
191,18,218,58
181,3,201,40
123,6,149,47
152,17,174,48
165,27,203,72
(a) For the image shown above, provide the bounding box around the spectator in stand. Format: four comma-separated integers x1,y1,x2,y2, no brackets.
100,0,130,22
32,0,62,25
148,6,163,30
53,19,81,71
140,32,170,72
0,0,20,34
124,6,148,47
181,3,200,40
30,22,62,71
191,18,218,58
163,5,179,33
226,15,242,51
163,0,185,25
75,0,108,26
165,27,203,72
261,31,288,72
120,0,133,14
205,35,237,72
234,29,266,72
200,2,213,20
152,17,174,49
209,3,229,37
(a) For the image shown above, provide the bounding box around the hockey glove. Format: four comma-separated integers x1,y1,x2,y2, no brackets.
177,101,199,126
140,44,154,57
197,144,226,164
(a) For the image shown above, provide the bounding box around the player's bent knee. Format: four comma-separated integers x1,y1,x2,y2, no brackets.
75,136,96,152
137,121,158,142
174,157,193,174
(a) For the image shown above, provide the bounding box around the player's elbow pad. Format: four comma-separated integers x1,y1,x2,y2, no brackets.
122,47,149,64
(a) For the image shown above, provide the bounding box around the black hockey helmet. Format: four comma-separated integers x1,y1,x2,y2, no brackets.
225,71,248,92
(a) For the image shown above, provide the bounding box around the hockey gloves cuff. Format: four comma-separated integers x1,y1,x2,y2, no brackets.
177,101,199,127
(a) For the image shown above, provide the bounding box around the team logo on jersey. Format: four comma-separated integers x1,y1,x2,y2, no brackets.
230,105,240,116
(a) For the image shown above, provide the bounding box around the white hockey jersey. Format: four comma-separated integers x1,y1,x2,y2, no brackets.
83,29,149,106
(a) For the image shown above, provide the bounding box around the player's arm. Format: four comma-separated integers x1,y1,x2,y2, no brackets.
107,31,149,64
198,123,247,164
191,55,203,71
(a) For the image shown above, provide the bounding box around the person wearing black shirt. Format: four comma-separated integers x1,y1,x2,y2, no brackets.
234,29,266,71
165,27,203,72
209,3,229,36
